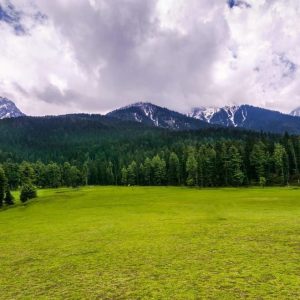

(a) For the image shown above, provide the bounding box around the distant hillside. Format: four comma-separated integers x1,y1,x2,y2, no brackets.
0,112,277,163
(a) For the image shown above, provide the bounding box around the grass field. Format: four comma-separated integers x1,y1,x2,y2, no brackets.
1,187,300,299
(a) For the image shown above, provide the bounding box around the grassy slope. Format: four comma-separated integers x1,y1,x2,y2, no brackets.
1,187,300,299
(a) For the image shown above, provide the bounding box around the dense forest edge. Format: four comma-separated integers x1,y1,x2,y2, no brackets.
1,114,300,207
1,116,300,209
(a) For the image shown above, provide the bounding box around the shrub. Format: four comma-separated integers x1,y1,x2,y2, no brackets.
20,184,37,203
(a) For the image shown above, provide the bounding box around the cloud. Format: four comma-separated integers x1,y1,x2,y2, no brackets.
0,0,299,115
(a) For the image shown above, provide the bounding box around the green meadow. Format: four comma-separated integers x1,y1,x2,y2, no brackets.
1,187,300,299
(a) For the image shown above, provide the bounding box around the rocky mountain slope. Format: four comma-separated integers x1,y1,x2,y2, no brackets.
0,97,25,119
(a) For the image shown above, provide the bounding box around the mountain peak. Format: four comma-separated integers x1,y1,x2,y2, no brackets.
122,101,162,110
0,97,25,119
107,102,209,130
189,106,220,123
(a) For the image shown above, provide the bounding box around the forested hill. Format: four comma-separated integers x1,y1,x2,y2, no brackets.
0,114,299,189
0,114,154,161
0,113,272,163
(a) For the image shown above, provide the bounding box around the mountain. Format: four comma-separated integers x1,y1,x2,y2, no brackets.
291,107,300,117
107,102,210,130
189,105,300,134
0,97,25,119
108,102,300,134
189,106,242,127
2,97,300,134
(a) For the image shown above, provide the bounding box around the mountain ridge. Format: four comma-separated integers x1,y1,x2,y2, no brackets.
188,104,300,133
107,101,300,134
2,95,300,134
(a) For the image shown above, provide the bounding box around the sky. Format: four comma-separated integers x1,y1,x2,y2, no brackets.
0,0,299,116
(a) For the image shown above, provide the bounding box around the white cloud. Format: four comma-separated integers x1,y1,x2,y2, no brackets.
0,0,299,115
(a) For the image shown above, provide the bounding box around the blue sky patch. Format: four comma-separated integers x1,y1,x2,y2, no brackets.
0,3,25,34
228,0,251,9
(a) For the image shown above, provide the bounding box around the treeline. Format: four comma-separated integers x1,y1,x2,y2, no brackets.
119,139,298,187
1,134,300,192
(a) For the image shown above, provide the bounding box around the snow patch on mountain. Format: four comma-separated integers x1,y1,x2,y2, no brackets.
189,107,220,122
0,97,25,119
291,107,300,117
124,102,160,125
223,105,240,127
188,105,256,127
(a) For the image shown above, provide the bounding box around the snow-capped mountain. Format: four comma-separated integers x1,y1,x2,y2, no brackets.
1,98,300,134
189,104,300,134
189,105,248,127
0,97,25,119
189,107,220,123
291,107,300,117
107,102,300,133
107,102,209,130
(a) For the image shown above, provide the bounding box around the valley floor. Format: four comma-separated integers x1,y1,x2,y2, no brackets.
1,187,300,299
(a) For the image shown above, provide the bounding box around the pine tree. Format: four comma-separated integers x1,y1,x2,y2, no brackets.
0,167,7,208
3,161,20,189
186,151,198,186
215,142,228,186
272,143,285,185
127,161,137,185
168,152,180,185
202,145,217,187
152,155,166,185
121,167,128,185
197,147,205,187
228,146,244,186
139,163,145,185
45,162,62,188
287,140,298,181
62,162,72,186
283,149,290,185
82,161,89,186
69,166,82,187
144,157,152,185
33,161,47,188
250,142,268,183
106,161,114,185
19,161,35,185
